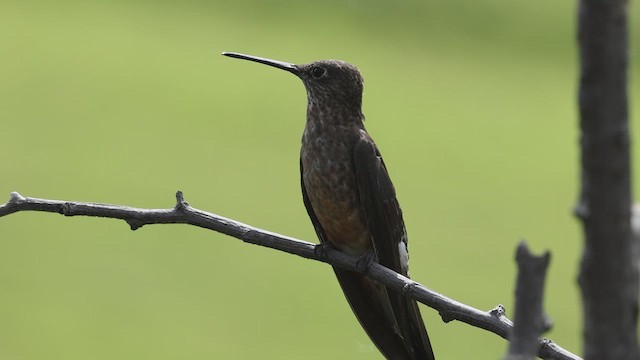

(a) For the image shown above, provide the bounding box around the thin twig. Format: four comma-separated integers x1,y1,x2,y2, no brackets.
0,191,581,360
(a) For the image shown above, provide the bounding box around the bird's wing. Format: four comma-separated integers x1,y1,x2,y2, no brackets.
300,159,413,360
352,136,406,274
353,135,435,360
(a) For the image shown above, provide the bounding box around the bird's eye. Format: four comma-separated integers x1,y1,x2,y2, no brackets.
311,66,326,79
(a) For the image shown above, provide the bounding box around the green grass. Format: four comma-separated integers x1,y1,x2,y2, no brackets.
1,0,638,358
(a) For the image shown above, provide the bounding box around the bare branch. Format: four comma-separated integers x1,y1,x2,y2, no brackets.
0,191,581,360
504,241,552,360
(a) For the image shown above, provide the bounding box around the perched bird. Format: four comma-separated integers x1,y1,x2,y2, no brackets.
222,52,435,360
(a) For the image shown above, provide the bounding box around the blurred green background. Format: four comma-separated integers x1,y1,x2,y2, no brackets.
1,0,638,358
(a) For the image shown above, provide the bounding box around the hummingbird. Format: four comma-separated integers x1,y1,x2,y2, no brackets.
222,51,435,360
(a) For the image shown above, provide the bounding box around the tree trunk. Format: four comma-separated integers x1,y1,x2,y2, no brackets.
576,0,638,358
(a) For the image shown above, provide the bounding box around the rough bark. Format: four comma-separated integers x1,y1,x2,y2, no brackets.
575,0,638,358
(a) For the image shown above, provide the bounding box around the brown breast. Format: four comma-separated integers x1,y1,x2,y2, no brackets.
301,123,372,255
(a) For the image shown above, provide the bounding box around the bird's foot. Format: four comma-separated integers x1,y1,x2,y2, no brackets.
313,242,334,260
356,250,377,273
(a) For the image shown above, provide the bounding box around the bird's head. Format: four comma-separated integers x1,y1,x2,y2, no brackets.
295,60,364,110
223,52,364,113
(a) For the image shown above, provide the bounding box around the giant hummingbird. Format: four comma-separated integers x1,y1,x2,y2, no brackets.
222,52,435,360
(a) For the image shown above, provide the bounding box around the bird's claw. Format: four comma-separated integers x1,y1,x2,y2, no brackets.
314,242,333,260
356,250,377,273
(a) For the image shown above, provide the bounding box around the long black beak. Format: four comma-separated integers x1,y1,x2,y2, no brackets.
222,52,300,75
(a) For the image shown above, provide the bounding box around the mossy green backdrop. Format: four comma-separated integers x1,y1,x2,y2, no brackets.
1,0,638,358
